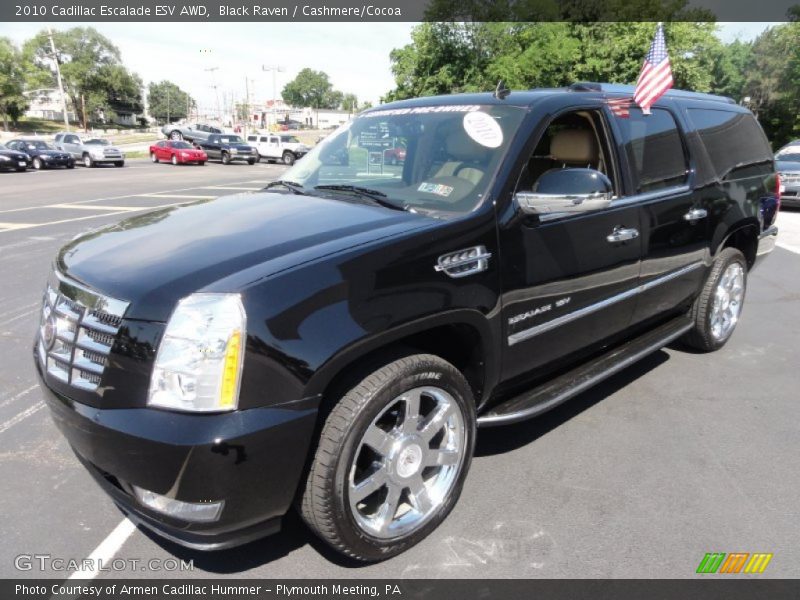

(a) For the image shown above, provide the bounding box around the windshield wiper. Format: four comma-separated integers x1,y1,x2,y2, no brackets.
265,180,305,194
314,185,409,211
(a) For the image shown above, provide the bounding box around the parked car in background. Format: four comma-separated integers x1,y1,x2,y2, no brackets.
383,143,407,165
161,123,223,143
279,120,302,131
0,143,29,171
6,139,74,170
195,133,256,165
54,133,125,168
150,140,207,166
776,146,800,207
246,133,310,165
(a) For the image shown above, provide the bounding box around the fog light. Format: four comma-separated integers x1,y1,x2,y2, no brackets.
132,486,224,523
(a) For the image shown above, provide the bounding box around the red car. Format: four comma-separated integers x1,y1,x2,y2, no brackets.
383,144,406,165
149,140,207,165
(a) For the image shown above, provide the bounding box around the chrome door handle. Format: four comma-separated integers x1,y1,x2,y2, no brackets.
606,227,639,243
683,208,708,222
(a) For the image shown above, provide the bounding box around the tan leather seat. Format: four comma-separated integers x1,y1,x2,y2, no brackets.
433,129,489,186
549,129,599,169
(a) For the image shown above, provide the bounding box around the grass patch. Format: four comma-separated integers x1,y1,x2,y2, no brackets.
124,151,148,159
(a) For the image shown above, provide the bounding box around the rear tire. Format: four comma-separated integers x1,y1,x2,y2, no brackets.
114,161,124,168
683,247,747,352
299,353,476,562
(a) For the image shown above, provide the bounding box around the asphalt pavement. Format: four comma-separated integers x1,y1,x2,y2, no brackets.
1,160,798,579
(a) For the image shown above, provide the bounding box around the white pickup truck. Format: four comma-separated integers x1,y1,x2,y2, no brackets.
245,133,310,165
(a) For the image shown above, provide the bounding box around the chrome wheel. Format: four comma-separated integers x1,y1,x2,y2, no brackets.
348,386,465,539
710,262,744,341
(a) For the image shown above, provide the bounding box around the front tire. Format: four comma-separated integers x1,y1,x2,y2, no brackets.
282,151,295,166
683,247,747,352
171,155,178,165
150,152,158,163
221,152,231,165
300,354,476,562
33,157,43,170
114,161,124,168
83,154,94,168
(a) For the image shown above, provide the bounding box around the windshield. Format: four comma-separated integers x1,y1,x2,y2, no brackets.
777,153,800,163
281,135,300,143
170,141,193,149
22,141,51,150
85,139,110,145
282,104,525,214
219,136,243,144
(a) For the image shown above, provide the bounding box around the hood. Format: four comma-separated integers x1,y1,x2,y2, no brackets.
224,143,253,150
0,149,28,159
58,192,432,321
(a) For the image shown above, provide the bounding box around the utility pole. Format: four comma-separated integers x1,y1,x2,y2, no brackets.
244,77,250,139
205,67,220,122
262,65,285,128
47,28,70,131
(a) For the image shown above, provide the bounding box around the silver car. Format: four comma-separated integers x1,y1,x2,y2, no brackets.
54,133,125,168
776,146,800,207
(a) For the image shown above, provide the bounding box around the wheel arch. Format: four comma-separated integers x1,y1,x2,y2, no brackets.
715,219,760,270
304,310,498,412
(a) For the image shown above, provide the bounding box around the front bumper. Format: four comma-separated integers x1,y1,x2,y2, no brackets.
36,364,319,550
226,153,256,162
781,184,800,206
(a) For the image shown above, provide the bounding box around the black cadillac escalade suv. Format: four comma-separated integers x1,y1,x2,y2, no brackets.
35,83,780,561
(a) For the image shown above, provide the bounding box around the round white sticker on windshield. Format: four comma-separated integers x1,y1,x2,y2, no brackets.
463,111,503,148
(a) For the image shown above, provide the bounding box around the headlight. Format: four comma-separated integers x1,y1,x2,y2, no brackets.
148,293,246,413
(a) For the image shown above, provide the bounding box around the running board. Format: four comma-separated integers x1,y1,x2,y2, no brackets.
477,316,693,427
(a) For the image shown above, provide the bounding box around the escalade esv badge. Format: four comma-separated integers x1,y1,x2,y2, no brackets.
34,83,779,561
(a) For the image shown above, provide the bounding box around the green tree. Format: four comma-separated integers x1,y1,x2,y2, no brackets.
23,27,142,123
148,81,193,124
282,68,342,109
0,37,28,131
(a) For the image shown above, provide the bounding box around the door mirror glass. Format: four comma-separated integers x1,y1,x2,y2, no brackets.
515,168,614,215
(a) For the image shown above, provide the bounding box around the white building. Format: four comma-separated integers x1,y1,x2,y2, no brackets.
23,89,75,122
249,100,353,129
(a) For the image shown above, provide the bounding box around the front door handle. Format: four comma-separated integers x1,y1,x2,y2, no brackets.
683,207,708,222
606,226,639,243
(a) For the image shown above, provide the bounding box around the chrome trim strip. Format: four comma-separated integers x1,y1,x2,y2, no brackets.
480,320,693,426
507,262,704,346
52,269,129,318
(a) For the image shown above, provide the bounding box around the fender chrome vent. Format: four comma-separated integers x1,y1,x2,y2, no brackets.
434,246,492,279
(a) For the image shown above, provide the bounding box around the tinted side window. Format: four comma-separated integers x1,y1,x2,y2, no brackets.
614,108,687,194
687,109,772,180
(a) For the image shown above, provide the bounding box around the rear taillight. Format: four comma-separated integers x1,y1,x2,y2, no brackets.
776,172,781,211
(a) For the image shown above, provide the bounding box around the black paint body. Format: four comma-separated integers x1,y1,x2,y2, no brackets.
35,87,779,549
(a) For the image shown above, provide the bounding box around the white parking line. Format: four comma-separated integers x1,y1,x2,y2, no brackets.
0,203,186,233
0,222,37,231
0,307,38,326
203,186,261,191
67,518,137,580
0,384,38,410
777,241,800,255
47,204,143,212
0,401,44,434
138,193,217,199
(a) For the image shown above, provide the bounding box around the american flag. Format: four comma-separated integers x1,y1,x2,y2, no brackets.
634,23,673,114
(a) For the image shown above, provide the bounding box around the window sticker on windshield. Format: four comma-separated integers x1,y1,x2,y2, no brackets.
418,182,454,197
363,105,481,118
463,111,503,148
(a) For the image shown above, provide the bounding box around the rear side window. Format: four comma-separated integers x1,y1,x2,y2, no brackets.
687,109,773,180
614,108,687,194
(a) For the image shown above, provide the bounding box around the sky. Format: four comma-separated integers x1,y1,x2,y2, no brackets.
0,22,779,113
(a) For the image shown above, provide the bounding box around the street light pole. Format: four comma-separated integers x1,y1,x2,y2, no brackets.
262,65,285,128
47,28,70,131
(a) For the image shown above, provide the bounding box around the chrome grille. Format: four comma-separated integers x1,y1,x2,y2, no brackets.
37,271,129,392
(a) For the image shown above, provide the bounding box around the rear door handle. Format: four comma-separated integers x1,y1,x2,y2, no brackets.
606,227,639,243
683,208,708,222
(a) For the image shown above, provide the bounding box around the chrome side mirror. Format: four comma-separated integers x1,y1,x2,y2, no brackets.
515,168,614,215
